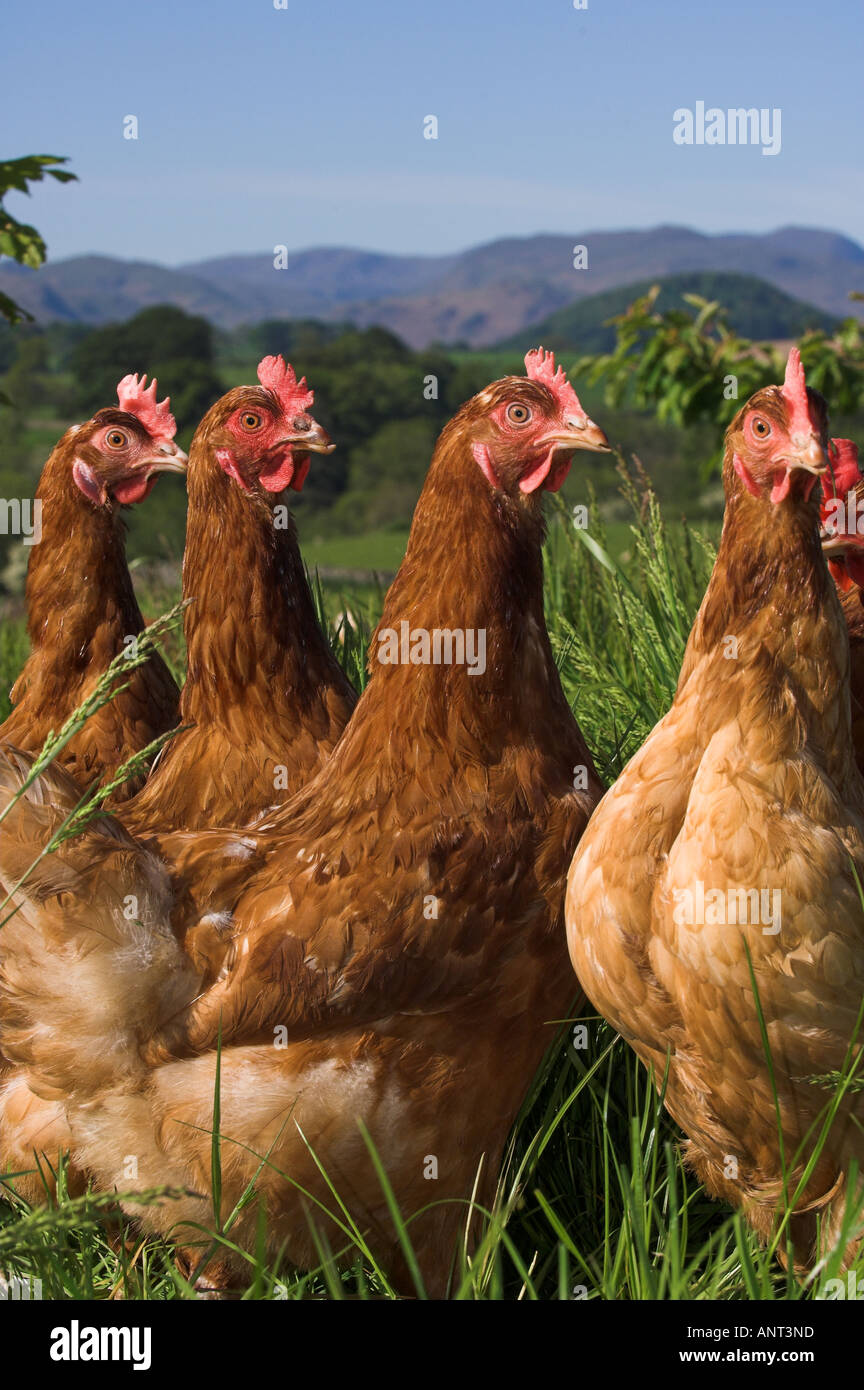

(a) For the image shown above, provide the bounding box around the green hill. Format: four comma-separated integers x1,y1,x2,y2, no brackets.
495,272,838,356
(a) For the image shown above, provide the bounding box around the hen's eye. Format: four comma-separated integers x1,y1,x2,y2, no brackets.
751,417,771,438
105,429,129,449
507,403,532,426
241,412,263,431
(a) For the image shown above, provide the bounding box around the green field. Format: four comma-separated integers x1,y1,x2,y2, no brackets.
302,527,409,574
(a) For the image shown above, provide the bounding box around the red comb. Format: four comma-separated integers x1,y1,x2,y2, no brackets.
116,374,176,442
780,347,813,437
825,438,862,499
525,347,587,422
257,356,314,415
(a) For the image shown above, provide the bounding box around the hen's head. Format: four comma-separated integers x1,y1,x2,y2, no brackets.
460,349,610,501
69,375,187,507
201,356,333,496
820,438,864,591
725,348,829,505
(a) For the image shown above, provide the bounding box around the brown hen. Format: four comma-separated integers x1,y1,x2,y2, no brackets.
820,438,864,775
0,376,186,798
0,350,608,1295
566,351,864,1270
122,356,357,834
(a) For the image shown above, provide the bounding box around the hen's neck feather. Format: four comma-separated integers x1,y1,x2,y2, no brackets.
180,446,347,725
696,468,831,651
682,456,852,784
25,443,144,658
285,427,589,803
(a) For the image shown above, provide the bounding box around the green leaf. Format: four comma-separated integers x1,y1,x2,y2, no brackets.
0,155,77,320
0,289,32,326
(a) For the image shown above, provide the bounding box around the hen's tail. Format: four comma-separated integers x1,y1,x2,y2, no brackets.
0,745,196,1102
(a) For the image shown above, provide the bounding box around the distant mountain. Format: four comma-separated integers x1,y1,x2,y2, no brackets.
1,226,861,348
496,272,839,356
0,255,242,327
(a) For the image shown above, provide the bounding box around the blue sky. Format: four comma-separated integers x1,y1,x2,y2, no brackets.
4,0,861,265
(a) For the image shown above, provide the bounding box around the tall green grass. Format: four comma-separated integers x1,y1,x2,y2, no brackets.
0,461,860,1301
545,459,714,781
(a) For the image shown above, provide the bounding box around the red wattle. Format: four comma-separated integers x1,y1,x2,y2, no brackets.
519,447,555,494
259,453,297,492
112,474,156,505
545,457,573,493
289,455,311,492
770,469,792,504
846,553,864,589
